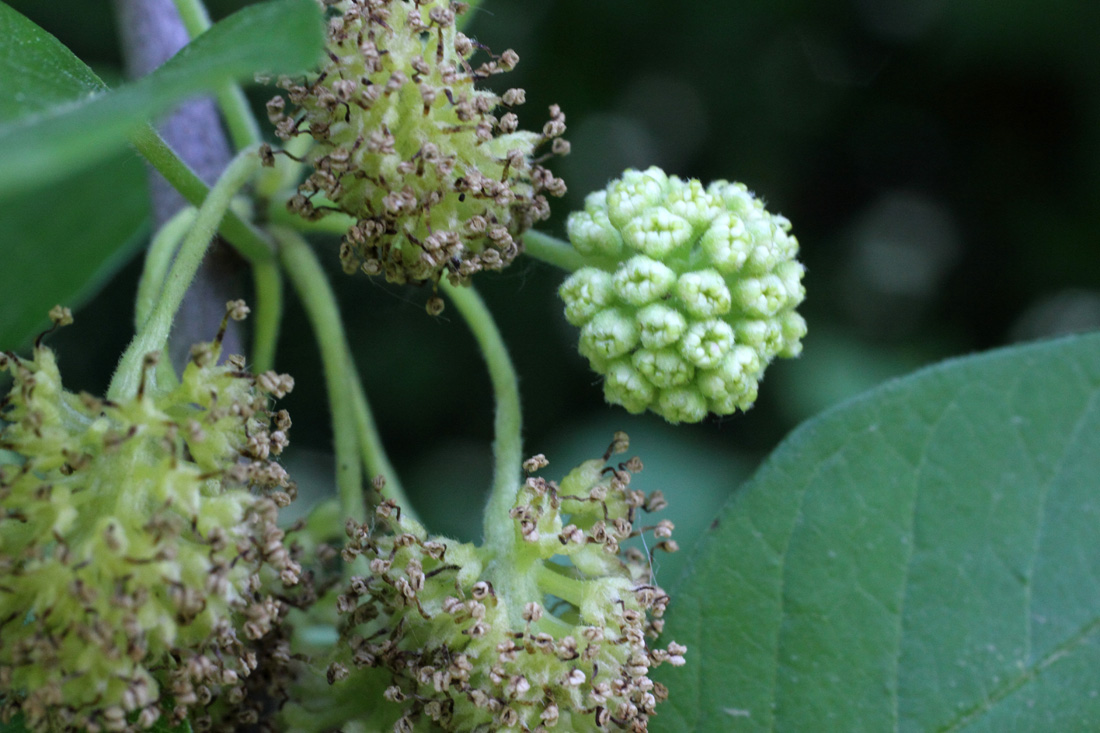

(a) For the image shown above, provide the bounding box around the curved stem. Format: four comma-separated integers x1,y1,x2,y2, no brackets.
130,124,273,263
135,206,196,330
274,228,418,524
108,147,261,401
438,280,522,558
171,0,263,150
521,230,585,272
250,258,283,374
276,230,366,525
136,207,196,391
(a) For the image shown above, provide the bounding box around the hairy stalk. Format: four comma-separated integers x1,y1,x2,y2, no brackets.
135,206,196,390
108,148,261,401
276,231,365,525
275,228,418,524
250,258,283,374
521,230,584,272
438,280,523,563
135,206,196,330
130,125,273,263
170,0,263,150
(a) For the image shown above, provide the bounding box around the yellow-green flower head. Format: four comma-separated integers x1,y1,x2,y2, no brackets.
270,0,568,291
559,167,807,423
0,319,299,732
327,434,683,732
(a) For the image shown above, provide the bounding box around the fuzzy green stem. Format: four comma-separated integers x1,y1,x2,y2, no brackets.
108,147,261,401
276,230,366,525
250,258,283,374
129,124,273,263
171,0,263,150
535,563,588,610
438,280,522,560
135,207,196,390
274,229,417,524
135,206,197,330
521,230,584,272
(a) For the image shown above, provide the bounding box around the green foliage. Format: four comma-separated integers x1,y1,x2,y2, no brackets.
0,0,323,196
0,154,148,349
654,333,1100,732
0,715,28,733
1,0,1098,730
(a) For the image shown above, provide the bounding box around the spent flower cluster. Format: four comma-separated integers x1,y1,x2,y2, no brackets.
269,0,568,296
321,434,683,731
559,167,807,423
0,307,300,732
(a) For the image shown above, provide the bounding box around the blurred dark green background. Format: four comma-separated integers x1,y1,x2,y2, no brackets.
9,0,1100,583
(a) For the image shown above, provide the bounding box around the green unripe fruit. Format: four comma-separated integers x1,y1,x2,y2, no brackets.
559,167,806,423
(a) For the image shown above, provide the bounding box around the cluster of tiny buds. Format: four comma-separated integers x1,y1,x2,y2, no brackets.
560,168,807,422
0,303,302,732
268,0,568,304
325,433,684,731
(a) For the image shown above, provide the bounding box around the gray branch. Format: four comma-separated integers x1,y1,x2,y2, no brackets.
114,0,247,367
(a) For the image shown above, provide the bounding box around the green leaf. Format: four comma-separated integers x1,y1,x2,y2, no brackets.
0,4,150,350
0,713,27,733
654,333,1100,732
0,713,26,730
0,2,106,122
0,151,149,350
0,0,323,197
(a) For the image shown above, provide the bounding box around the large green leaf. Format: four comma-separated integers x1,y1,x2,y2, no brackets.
654,333,1100,732
0,0,323,197
0,2,106,121
0,2,147,350
0,151,149,350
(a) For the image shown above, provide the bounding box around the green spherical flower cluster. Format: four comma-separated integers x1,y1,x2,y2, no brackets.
0,323,299,732
324,434,682,732
559,167,807,423
270,0,568,292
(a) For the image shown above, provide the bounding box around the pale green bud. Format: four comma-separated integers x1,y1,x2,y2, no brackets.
559,268,614,326
636,303,688,349
603,359,657,414
632,348,695,388
606,166,669,227
676,268,732,318
612,255,677,305
566,191,624,257
679,319,735,370
656,386,708,424
732,274,788,317
699,212,752,274
579,308,639,366
621,206,693,259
